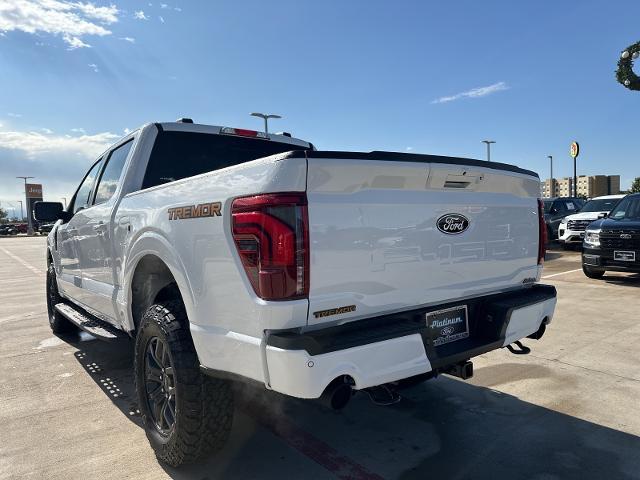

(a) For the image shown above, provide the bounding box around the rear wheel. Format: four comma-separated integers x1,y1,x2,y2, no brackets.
134,301,233,467
582,264,605,279
46,263,76,334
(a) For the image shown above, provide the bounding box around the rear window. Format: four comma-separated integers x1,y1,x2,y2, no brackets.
142,131,309,189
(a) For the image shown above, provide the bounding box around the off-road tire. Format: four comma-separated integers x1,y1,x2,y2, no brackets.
582,264,605,279
46,263,76,334
134,301,233,467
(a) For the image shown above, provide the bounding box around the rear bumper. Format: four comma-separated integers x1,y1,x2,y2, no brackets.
265,285,557,398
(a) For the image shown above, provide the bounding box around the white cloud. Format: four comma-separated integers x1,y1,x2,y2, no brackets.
405,147,413,151
41,128,53,134
7,112,22,118
134,10,148,20
120,36,135,43
88,63,98,72
159,15,164,23
64,33,90,49
123,127,131,134
0,0,119,49
70,127,86,133
160,3,168,8
174,6,181,12
431,81,509,104
0,126,120,203
0,128,118,158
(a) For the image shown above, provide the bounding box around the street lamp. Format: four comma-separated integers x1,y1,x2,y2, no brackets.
481,140,496,162
250,112,281,135
16,176,35,235
547,155,554,196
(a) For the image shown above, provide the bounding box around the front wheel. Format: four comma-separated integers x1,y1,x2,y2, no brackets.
46,263,76,333
134,301,233,467
582,264,605,279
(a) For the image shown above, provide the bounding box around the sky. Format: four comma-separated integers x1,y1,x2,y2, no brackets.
1,0,640,217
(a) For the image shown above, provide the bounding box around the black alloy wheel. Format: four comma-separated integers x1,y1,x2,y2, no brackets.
144,336,177,435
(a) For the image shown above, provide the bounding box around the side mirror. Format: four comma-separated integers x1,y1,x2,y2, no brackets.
597,212,608,219
34,201,70,222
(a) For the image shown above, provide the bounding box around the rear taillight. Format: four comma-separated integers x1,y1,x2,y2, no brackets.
231,192,309,300
537,198,546,265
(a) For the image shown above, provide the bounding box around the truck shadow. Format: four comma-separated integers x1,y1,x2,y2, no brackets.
603,273,640,288
67,335,640,480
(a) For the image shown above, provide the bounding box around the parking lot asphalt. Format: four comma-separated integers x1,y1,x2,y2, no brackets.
1,237,639,480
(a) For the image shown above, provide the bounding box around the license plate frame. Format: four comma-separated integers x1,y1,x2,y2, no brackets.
426,305,469,346
614,250,636,262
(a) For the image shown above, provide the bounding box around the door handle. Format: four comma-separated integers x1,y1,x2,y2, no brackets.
93,222,108,235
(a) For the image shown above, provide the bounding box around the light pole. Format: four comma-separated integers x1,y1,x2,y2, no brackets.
547,155,554,196
481,140,496,162
250,112,281,135
17,200,24,221
16,176,35,234
61,197,67,209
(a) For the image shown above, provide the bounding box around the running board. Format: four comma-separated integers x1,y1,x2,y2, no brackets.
54,303,127,342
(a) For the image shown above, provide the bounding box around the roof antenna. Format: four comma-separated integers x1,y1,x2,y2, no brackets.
250,112,281,135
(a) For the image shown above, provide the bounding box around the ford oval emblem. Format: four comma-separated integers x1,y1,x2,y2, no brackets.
437,213,469,235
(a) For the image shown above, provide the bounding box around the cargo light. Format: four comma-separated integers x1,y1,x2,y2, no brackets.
231,192,309,301
537,198,546,265
220,127,268,139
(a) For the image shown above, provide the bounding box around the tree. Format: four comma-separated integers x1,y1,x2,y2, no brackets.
0,207,7,222
631,177,640,194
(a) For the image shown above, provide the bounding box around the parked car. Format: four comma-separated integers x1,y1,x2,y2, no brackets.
543,197,585,241
35,120,557,466
583,193,640,278
11,223,28,234
0,225,18,235
0,223,21,235
38,223,55,234
558,194,625,247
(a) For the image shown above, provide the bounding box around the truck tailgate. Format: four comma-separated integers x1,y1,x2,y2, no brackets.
305,151,541,327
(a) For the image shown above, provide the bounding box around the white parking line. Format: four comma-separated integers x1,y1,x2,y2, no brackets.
0,246,45,276
542,268,582,279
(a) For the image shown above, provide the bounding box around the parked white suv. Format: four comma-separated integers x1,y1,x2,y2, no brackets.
35,120,557,466
558,194,625,246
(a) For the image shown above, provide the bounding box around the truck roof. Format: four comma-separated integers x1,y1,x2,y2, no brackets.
156,121,313,149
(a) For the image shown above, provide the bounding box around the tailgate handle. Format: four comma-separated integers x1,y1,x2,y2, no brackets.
444,173,482,189
444,180,471,188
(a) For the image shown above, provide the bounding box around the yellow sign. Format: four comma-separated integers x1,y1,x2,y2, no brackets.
570,142,580,159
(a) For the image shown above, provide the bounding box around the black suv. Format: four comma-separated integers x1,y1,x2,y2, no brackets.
582,193,640,278
543,197,585,240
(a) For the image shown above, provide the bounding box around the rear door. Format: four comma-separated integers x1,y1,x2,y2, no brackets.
75,139,134,322
305,154,541,326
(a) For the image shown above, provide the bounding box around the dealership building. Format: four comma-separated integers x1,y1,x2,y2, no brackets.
541,175,620,198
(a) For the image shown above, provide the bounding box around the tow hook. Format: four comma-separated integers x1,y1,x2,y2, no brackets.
364,384,402,406
506,340,531,355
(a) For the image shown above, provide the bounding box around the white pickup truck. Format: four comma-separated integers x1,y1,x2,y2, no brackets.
35,119,557,466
